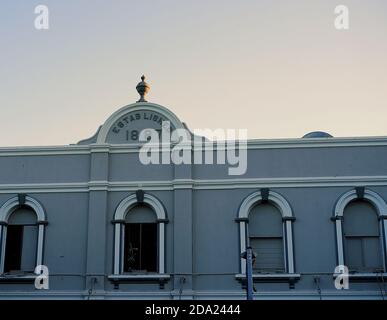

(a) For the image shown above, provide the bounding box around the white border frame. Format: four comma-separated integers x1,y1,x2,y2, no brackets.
333,188,387,271
0,196,46,274
237,190,295,274
113,193,167,275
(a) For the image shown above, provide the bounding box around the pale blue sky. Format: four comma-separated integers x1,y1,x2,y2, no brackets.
0,0,386,146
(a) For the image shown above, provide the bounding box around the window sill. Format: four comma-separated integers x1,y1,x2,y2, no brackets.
236,273,301,281
235,273,301,288
108,274,171,289
333,272,387,282
0,273,37,283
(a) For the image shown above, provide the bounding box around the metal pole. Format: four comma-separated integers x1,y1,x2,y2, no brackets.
246,246,254,300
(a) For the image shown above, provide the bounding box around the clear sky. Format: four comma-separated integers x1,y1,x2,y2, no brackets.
0,0,386,146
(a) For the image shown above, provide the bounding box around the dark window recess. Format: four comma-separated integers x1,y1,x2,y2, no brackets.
4,225,23,273
4,225,37,273
123,223,157,273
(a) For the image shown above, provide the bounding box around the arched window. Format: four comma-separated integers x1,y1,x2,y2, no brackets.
334,188,387,274
0,195,47,275
343,200,383,272
4,207,38,273
112,192,168,276
236,189,298,281
248,203,285,273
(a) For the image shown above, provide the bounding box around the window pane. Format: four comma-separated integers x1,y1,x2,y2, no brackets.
141,224,157,272
250,238,284,272
363,237,383,271
4,225,23,273
124,224,141,272
343,201,379,236
20,225,38,272
345,238,363,272
249,204,283,237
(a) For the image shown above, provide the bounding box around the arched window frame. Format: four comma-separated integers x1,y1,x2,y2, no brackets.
0,195,47,274
112,192,168,275
236,189,296,276
333,188,387,272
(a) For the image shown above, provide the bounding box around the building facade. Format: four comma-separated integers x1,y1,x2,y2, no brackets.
0,79,386,299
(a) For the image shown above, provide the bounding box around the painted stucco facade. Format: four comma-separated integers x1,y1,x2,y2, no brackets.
0,97,386,300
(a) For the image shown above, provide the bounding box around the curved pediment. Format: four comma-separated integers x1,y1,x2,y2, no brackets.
77,76,189,145
92,102,185,144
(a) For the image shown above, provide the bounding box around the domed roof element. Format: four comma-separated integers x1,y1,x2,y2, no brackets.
302,131,333,138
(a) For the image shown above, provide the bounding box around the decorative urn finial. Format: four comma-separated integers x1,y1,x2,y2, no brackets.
136,75,150,102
